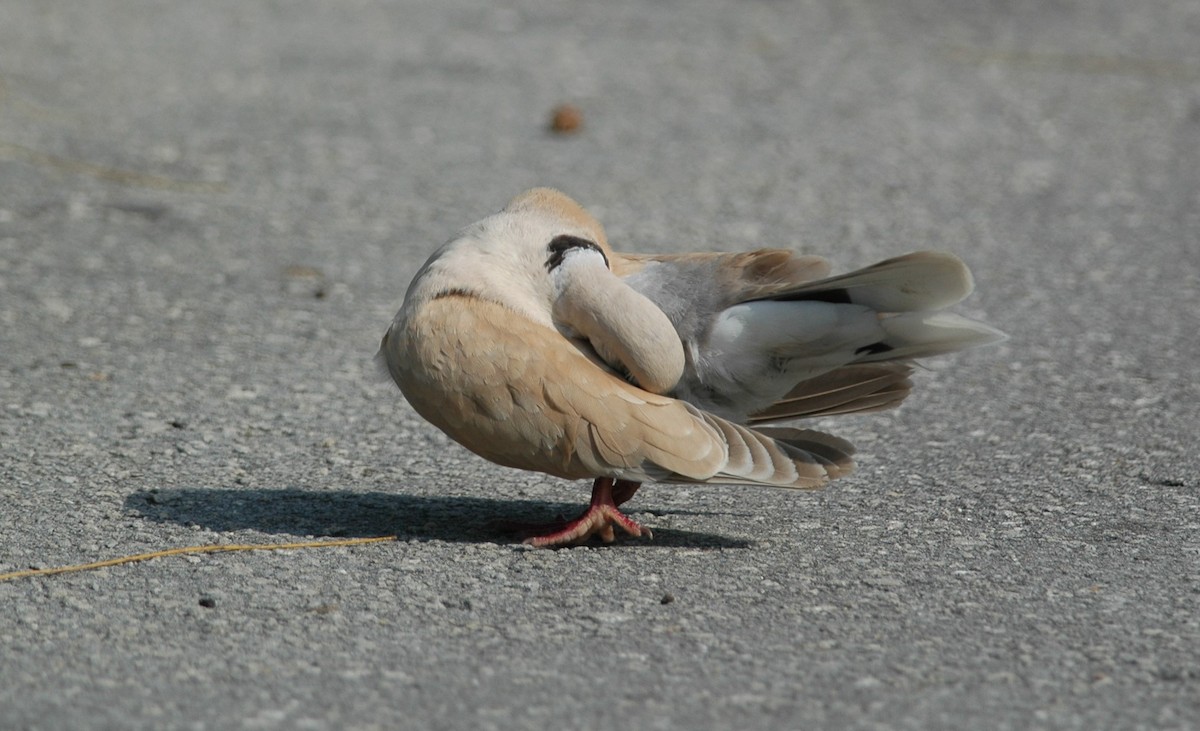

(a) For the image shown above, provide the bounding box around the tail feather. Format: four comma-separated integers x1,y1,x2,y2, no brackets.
658,249,1004,425
858,312,1007,362
769,251,974,312
748,364,913,424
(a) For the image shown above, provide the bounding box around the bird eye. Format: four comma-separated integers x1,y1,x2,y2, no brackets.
545,235,608,271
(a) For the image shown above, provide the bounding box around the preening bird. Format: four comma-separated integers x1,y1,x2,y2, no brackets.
379,189,1005,546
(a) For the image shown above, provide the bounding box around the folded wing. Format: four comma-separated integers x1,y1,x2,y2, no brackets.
385,295,852,489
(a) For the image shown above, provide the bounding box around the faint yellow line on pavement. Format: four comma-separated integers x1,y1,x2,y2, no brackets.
0,536,398,583
0,139,229,193
942,46,1200,81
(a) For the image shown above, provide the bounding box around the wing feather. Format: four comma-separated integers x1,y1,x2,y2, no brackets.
385,295,851,489
748,363,914,423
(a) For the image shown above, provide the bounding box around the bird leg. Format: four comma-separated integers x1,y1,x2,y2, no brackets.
521,477,649,547
609,478,641,507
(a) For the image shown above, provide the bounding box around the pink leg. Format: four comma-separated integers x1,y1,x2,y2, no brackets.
521,477,650,547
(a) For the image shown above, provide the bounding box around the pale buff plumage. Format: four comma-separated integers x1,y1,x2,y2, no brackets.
380,188,1005,545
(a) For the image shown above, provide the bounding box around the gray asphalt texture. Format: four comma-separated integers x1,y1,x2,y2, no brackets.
2,2,1198,729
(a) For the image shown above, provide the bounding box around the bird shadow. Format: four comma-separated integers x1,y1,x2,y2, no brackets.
123,487,753,549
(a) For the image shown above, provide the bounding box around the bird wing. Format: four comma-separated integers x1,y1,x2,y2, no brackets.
612,250,831,343
385,294,850,488
615,249,832,302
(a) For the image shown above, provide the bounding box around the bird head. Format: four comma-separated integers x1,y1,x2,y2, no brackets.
401,188,615,328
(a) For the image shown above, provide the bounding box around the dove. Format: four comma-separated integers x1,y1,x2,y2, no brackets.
379,188,1005,546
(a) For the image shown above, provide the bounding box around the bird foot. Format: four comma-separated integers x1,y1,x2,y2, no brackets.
521,502,651,547
503,477,649,547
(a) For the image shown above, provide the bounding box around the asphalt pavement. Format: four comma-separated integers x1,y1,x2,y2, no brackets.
2,1,1198,729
